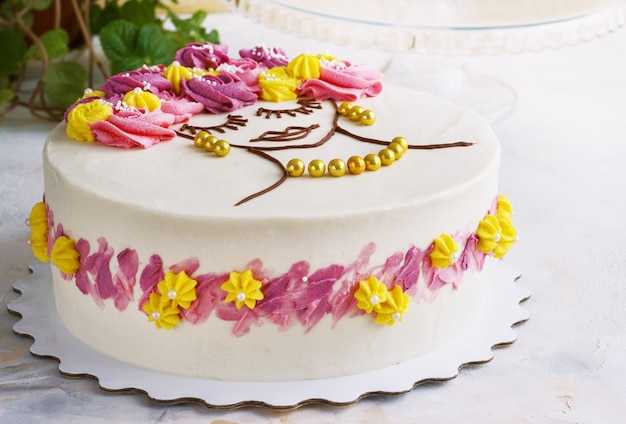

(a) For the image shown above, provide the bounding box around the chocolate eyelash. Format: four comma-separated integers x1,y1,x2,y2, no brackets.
256,98,322,119
179,114,248,134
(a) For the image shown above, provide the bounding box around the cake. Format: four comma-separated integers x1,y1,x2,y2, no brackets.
27,42,516,382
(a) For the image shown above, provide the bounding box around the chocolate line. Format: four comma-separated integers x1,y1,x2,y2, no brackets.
234,148,288,206
335,126,474,149
250,125,320,142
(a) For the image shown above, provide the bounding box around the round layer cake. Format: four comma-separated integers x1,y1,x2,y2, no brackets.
31,45,515,382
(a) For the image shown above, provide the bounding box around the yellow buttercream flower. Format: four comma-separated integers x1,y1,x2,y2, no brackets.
28,202,49,262
50,235,80,275
354,275,388,313
164,61,194,95
476,214,501,254
258,66,299,102
493,215,517,259
375,285,410,326
157,270,198,309
429,233,459,268
496,194,514,220
66,99,113,142
316,53,340,62
80,88,106,99
287,53,321,80
221,269,264,309
143,292,181,330
476,194,517,259
122,88,161,111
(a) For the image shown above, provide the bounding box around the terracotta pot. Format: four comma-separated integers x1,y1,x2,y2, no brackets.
31,0,83,47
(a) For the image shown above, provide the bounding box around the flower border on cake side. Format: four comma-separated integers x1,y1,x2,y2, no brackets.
27,195,516,335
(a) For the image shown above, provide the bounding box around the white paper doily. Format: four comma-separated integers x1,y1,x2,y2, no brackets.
9,261,530,410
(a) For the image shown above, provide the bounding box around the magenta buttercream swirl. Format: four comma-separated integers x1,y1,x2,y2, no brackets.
181,73,258,114
239,44,289,68
175,42,230,69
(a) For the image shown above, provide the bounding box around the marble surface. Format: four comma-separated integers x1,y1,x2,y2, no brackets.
2,12,626,424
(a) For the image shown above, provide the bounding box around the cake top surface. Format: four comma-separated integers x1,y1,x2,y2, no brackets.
46,42,499,219
46,85,498,219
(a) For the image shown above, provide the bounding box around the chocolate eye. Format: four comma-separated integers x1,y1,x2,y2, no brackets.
180,114,247,135
256,99,322,119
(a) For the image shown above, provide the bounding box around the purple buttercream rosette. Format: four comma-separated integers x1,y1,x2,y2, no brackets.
175,42,231,69
239,44,289,68
181,73,258,114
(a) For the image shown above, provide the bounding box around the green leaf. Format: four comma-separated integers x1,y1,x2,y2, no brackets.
205,29,220,45
163,11,219,51
90,2,122,35
100,20,140,70
136,23,174,65
25,28,69,61
120,0,156,26
100,20,175,73
0,30,28,77
43,61,87,107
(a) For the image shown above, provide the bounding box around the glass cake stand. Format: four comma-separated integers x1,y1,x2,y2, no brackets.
224,0,625,121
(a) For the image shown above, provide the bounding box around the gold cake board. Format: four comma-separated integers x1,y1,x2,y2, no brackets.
9,261,529,410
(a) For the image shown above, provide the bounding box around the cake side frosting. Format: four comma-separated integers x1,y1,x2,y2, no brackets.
29,42,516,381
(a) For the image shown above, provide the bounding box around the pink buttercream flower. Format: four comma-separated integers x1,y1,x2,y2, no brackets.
181,73,257,114
239,44,289,68
89,108,176,148
160,97,205,123
217,58,267,95
298,61,383,101
175,42,230,69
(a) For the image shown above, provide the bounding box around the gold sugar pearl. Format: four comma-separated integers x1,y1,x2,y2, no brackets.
359,110,376,126
308,159,326,177
379,148,396,166
213,140,230,157
194,131,212,148
364,153,381,171
338,102,353,116
286,158,305,177
348,106,364,122
328,158,346,177
388,140,406,159
203,135,219,152
391,136,409,150
347,155,366,175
